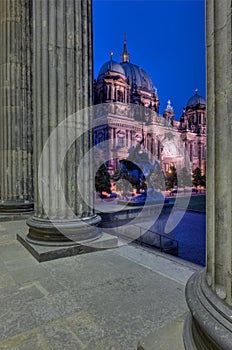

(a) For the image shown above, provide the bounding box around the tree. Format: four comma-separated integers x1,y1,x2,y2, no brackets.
149,164,166,190
95,163,112,194
178,167,192,192
192,167,202,190
200,173,206,188
165,165,177,190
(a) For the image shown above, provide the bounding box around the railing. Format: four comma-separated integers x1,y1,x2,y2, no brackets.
109,217,179,257
135,227,179,257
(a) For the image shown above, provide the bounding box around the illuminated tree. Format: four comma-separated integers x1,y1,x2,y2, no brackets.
150,165,166,190
95,164,112,194
165,165,177,190
192,167,202,190
179,167,192,191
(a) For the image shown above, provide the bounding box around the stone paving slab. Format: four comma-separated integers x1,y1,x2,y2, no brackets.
0,328,51,350
0,220,201,349
114,244,200,285
137,313,186,350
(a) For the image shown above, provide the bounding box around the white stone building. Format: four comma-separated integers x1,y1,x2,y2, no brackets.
93,40,206,176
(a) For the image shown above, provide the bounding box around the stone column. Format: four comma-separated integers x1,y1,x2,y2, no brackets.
0,0,33,213
26,0,101,244
110,128,114,148
125,130,128,147
184,1,232,349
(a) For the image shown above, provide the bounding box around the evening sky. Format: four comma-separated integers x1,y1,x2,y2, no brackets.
93,0,205,120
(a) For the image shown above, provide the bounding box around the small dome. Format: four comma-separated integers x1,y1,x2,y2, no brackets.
121,62,155,93
187,92,206,107
98,60,125,76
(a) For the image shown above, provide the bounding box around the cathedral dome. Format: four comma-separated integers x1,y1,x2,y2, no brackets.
98,59,125,76
94,39,159,111
187,89,206,107
121,62,155,93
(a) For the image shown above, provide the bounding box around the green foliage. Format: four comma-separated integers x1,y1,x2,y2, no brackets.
192,167,206,189
115,179,132,193
165,165,177,190
178,167,192,190
200,173,206,188
150,166,166,190
95,163,112,194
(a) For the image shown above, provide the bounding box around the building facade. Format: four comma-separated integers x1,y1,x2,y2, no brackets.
94,40,206,178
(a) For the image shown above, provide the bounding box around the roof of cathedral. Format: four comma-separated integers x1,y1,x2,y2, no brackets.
187,89,206,107
122,62,155,92
98,55,126,76
97,39,156,93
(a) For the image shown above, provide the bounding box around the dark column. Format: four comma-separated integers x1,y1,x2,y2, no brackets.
26,0,101,244
0,0,33,213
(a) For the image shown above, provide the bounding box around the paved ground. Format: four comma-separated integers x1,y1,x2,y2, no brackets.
0,220,201,350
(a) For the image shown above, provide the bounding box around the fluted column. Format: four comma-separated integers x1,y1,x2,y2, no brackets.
0,0,33,213
184,1,232,349
26,0,101,244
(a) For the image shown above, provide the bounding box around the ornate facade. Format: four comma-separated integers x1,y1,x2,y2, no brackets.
94,40,206,177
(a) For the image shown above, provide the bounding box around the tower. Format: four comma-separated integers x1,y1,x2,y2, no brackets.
163,100,175,126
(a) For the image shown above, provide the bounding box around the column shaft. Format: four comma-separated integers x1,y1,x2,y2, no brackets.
184,1,232,349
207,0,232,302
0,0,33,213
27,0,101,244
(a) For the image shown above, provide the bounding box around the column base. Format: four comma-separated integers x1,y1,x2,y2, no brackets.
17,230,118,262
0,200,34,213
183,269,232,350
26,215,102,246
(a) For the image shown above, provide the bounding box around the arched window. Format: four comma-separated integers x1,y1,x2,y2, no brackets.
103,85,107,101
117,90,124,102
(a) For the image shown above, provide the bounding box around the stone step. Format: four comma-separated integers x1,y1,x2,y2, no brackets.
137,313,186,350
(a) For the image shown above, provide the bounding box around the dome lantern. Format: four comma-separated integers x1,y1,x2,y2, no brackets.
120,34,130,63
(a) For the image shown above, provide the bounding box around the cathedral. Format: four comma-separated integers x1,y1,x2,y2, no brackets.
93,39,206,178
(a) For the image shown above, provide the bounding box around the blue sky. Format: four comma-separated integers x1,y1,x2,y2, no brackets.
93,0,205,120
